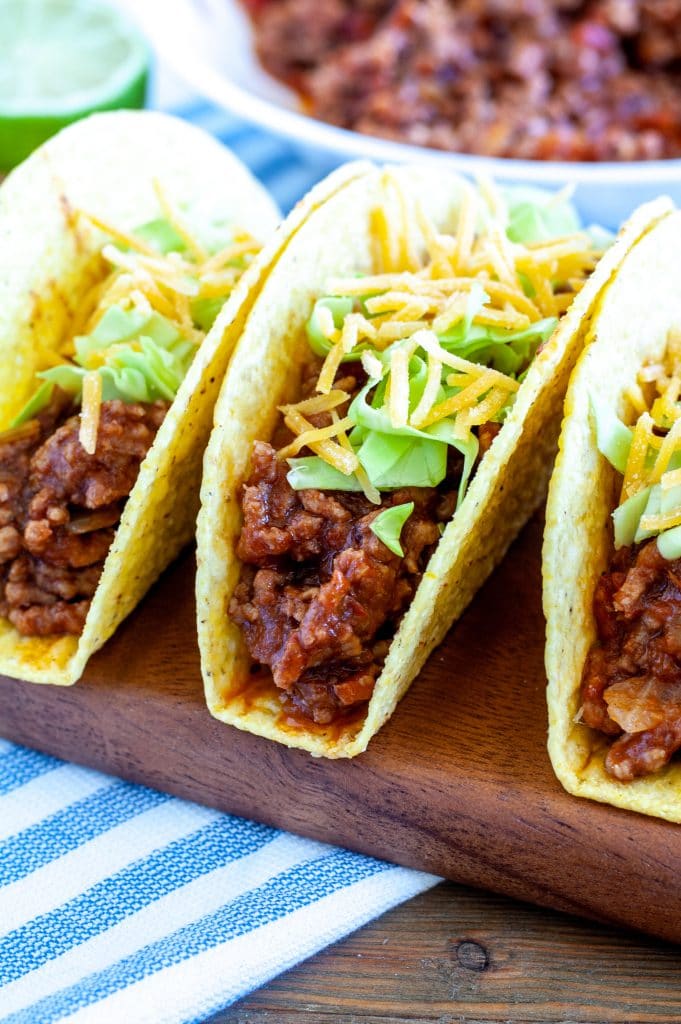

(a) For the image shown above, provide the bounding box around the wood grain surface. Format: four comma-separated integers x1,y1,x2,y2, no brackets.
211,881,681,1024
2,513,681,942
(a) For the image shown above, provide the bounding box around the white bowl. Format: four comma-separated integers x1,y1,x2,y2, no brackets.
141,0,681,228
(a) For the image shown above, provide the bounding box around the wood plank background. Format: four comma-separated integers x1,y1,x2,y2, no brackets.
212,882,681,1024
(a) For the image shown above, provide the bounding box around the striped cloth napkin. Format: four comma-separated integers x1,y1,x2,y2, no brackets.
0,105,439,1024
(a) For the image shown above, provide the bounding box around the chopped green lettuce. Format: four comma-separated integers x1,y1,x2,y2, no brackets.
661,482,681,515
613,486,651,549
9,381,56,429
350,375,479,504
292,185,600,511
32,303,196,409
190,295,226,332
590,394,633,474
286,458,364,492
12,210,244,425
505,187,580,244
358,432,447,489
439,317,557,376
657,524,681,560
134,217,186,255
369,502,414,556
634,485,662,544
306,296,355,359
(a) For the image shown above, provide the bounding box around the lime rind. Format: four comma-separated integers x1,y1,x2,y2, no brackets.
0,0,149,169
0,0,149,115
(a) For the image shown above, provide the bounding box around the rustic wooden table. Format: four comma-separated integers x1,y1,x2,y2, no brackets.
212,881,681,1023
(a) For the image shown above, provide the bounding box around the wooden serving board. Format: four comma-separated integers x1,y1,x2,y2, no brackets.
2,513,681,944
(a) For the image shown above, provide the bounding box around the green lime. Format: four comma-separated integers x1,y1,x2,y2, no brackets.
0,0,149,171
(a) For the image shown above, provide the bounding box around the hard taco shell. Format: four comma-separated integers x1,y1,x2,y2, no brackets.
0,112,365,686
197,164,672,757
544,209,681,822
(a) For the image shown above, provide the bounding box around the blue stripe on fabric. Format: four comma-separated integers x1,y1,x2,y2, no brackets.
0,816,277,984
5,849,389,1024
0,747,61,796
254,152,303,185
228,134,293,179
214,123,262,149
0,780,168,884
164,98,216,123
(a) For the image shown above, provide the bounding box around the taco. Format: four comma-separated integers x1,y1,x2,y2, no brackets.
197,164,671,758
0,108,291,686
544,209,681,822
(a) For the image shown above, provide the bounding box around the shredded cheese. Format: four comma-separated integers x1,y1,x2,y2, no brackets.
388,341,416,428
32,193,261,435
277,172,598,482
79,371,102,454
618,339,681,517
277,416,356,459
153,179,208,263
640,509,681,533
280,390,349,417
279,409,359,474
662,467,681,491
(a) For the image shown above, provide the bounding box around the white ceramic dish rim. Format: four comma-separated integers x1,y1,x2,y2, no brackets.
146,0,681,186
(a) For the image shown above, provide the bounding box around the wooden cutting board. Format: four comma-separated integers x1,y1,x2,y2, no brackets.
2,513,680,943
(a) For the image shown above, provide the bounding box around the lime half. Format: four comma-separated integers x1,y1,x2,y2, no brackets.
0,0,149,171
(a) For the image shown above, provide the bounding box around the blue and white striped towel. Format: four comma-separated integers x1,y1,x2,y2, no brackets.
0,737,437,1023
0,104,439,1024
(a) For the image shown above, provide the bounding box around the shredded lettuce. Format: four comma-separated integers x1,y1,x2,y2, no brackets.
613,487,651,549
634,485,662,545
357,432,447,489
287,368,478,503
590,394,633,475
134,217,186,255
289,186,599,516
658,524,681,560
505,187,580,244
306,296,356,359
439,317,557,377
13,213,243,422
286,457,365,492
590,393,671,548
349,375,478,503
369,502,414,556
34,303,195,406
9,381,56,429
190,296,226,332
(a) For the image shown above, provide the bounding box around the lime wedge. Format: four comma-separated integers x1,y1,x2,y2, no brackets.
0,0,149,171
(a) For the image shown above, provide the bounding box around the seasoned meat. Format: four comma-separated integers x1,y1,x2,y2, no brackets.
230,442,450,724
0,396,167,636
581,539,681,780
246,0,681,161
243,0,391,80
4,554,100,636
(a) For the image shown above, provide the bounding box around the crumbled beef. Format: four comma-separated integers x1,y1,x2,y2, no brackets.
242,0,391,81
245,0,681,161
478,421,501,456
231,441,451,724
581,539,681,780
0,395,167,636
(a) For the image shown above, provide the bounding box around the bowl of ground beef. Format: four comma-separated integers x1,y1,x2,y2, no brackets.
144,0,681,226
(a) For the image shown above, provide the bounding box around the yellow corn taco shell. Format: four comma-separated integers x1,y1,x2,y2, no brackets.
0,109,291,686
544,209,681,822
197,164,672,758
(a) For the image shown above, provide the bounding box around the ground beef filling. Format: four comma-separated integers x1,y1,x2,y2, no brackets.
581,539,681,781
0,393,168,636
245,0,681,161
230,436,467,725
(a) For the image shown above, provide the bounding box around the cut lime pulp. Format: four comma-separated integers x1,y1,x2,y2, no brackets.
0,0,149,171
